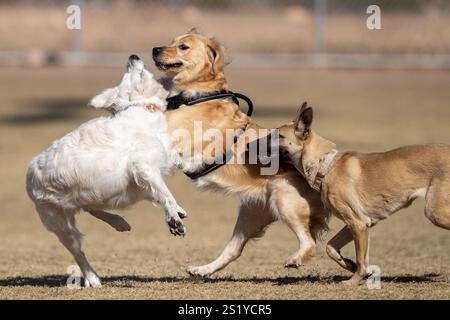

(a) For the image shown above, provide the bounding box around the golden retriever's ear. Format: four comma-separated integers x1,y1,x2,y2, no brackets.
207,38,227,75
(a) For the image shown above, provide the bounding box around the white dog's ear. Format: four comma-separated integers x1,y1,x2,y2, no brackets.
88,88,118,109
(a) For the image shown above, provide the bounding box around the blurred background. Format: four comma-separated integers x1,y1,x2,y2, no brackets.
1,0,449,299
1,0,450,67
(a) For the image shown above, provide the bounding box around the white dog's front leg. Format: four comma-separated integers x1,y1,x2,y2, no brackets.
134,164,187,236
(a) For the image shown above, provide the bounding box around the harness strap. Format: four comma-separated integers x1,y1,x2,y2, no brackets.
184,123,249,180
166,90,254,179
166,90,253,117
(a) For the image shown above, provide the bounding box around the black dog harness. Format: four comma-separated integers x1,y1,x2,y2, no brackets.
166,90,253,117
184,123,249,180
166,90,254,179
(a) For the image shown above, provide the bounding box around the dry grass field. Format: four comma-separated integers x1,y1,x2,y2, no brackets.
0,65,449,299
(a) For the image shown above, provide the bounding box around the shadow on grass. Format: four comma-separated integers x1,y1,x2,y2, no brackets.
0,273,443,288
0,99,299,125
0,98,89,125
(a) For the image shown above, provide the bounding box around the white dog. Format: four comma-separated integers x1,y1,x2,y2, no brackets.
26,55,186,287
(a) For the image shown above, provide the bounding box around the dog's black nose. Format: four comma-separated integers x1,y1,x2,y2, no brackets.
152,47,163,56
128,54,140,61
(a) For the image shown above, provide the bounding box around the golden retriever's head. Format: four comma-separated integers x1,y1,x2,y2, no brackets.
152,29,228,92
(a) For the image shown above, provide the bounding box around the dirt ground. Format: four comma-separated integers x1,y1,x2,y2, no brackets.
0,66,449,299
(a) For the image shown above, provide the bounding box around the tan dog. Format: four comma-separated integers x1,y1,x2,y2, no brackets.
153,31,330,276
278,102,450,285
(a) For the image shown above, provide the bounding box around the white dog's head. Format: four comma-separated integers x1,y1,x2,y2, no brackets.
89,55,169,113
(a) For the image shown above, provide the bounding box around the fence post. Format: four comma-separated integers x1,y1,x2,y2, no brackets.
314,0,327,58
72,0,84,53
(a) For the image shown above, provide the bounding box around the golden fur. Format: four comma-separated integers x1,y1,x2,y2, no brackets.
154,29,228,94
153,31,329,276
279,104,450,285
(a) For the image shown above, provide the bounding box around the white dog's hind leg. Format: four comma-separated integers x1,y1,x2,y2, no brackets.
36,204,102,288
134,165,186,236
187,202,275,277
86,209,131,232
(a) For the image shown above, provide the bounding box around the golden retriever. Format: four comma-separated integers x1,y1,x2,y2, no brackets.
153,30,330,276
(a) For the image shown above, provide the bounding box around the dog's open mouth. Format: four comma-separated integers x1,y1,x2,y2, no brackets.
155,61,183,71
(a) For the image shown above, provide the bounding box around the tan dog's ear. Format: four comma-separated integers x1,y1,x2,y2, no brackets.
299,101,308,114
294,104,313,140
207,38,227,75
294,101,308,123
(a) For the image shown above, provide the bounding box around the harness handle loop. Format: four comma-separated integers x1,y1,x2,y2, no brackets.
232,92,254,117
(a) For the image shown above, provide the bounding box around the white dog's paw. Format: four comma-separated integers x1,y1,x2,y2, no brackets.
170,152,184,169
84,273,102,288
176,205,187,219
175,161,184,170
167,214,186,236
186,265,211,278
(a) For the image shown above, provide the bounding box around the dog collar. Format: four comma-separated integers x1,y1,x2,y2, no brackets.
311,149,339,192
166,90,254,117
111,103,162,115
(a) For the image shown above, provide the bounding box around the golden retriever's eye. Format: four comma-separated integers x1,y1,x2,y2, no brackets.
178,44,189,50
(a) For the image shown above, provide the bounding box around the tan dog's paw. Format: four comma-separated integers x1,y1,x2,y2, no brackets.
341,276,363,286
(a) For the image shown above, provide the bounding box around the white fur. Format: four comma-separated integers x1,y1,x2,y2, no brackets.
26,56,185,288
88,57,168,113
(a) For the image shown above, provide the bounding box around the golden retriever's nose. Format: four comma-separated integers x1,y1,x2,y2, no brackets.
152,47,163,57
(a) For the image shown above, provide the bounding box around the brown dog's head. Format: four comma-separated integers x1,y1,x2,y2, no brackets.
152,29,228,92
278,102,336,186
278,102,314,166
